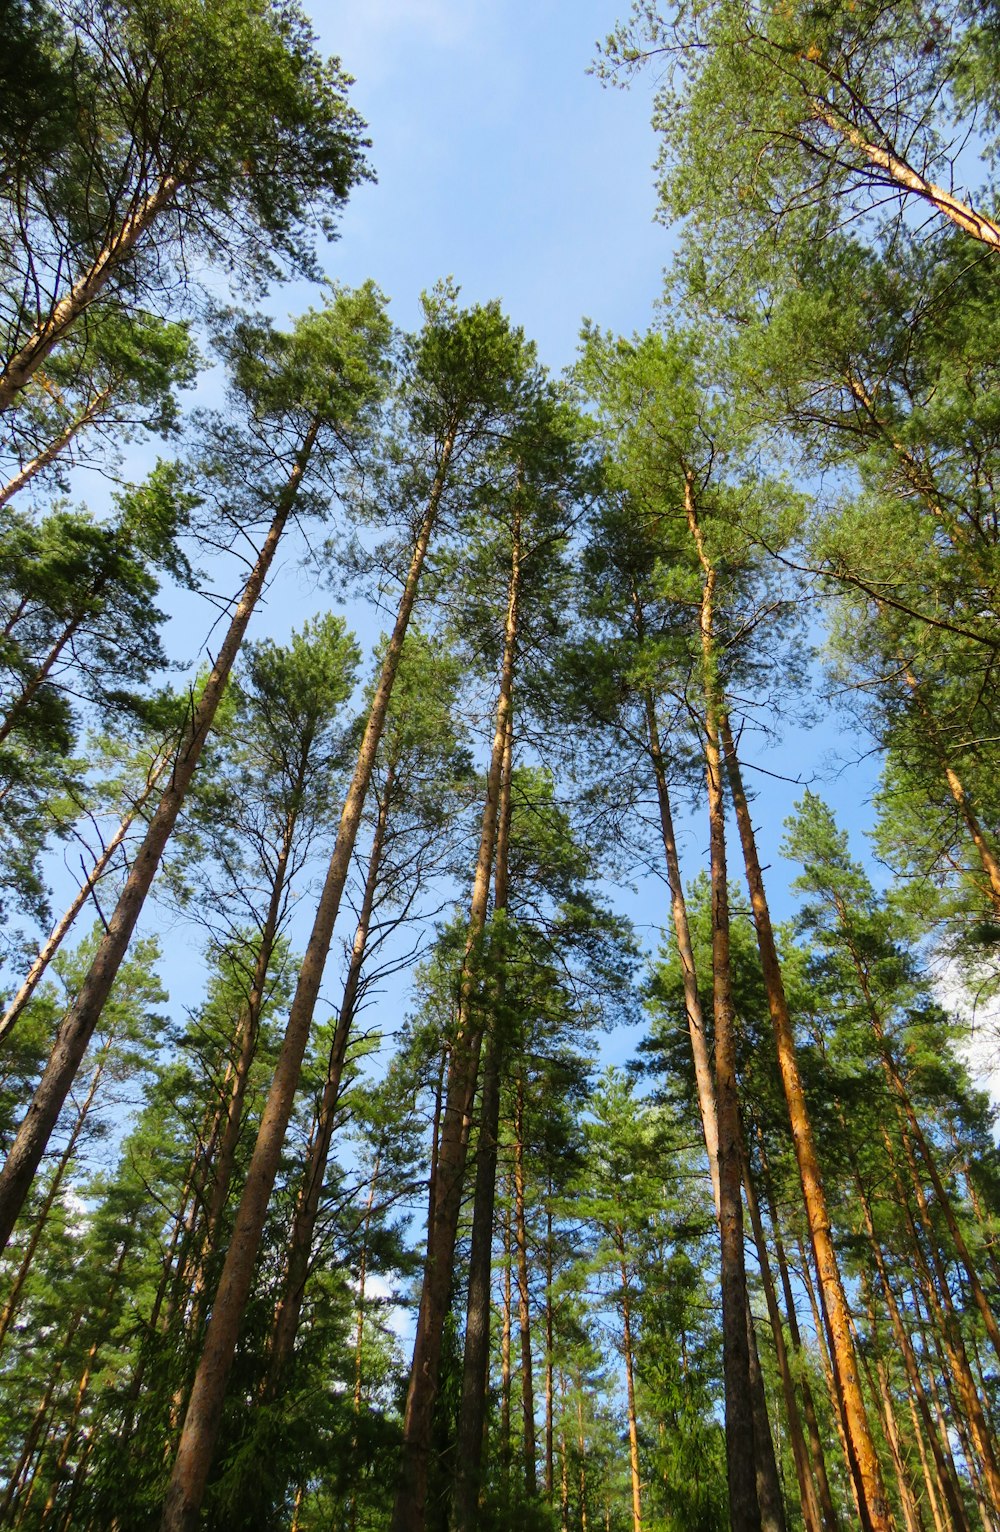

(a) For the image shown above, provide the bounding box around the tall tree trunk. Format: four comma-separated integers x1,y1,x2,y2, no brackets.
544,1196,555,1501
0,175,181,412
514,1071,537,1497
347,1156,381,1532
719,712,891,1532
887,1126,1000,1517
0,386,111,509
392,496,521,1532
501,1196,513,1489
620,1262,642,1532
642,667,783,1527
846,1141,972,1532
741,1129,822,1532
267,765,394,1392
0,1037,111,1349
0,742,173,1042
684,480,760,1532
453,711,513,1531
0,418,320,1255
755,1134,840,1532
160,436,454,1532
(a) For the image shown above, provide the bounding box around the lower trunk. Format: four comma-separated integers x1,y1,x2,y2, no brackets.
848,1152,971,1532
160,464,447,1532
514,1075,537,1497
721,715,891,1532
758,1141,839,1532
453,715,512,1532
267,774,392,1394
741,1134,815,1532
392,502,520,1532
706,714,760,1532
621,1274,642,1532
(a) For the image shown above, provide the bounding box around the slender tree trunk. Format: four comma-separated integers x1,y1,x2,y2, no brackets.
0,418,320,1255
741,1130,822,1532
642,667,783,1528
807,101,1000,250
0,175,181,412
641,675,719,1206
756,1136,840,1532
545,1197,555,1501
620,1264,642,1532
1,1312,82,1524
502,1196,513,1487
857,1280,924,1532
160,438,453,1532
888,1126,1000,1516
905,1386,948,1532
720,712,891,1532
267,767,394,1392
0,587,104,747
0,1043,110,1349
347,1158,380,1532
453,713,513,1531
0,386,111,508
684,482,760,1532
846,1144,972,1532
577,1385,589,1532
0,743,173,1042
392,496,521,1532
514,1071,537,1497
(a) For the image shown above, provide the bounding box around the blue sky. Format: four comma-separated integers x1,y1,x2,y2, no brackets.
281,1,670,369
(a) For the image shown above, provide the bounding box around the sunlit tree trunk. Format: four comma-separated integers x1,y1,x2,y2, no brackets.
392,498,521,1532
720,712,891,1531
0,176,181,413
0,742,173,1042
0,387,112,509
683,482,760,1532
0,418,321,1256
162,434,453,1532
266,767,394,1392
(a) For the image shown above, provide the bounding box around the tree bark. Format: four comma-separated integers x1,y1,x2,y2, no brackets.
453,711,513,1531
741,1128,822,1532
720,713,892,1531
0,386,112,508
514,1071,538,1498
160,438,453,1532
0,742,172,1043
684,480,761,1532
392,496,520,1532
0,418,319,1255
266,766,394,1392
0,176,181,413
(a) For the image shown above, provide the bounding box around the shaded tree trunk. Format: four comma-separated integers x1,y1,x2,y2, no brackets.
453,712,513,1531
